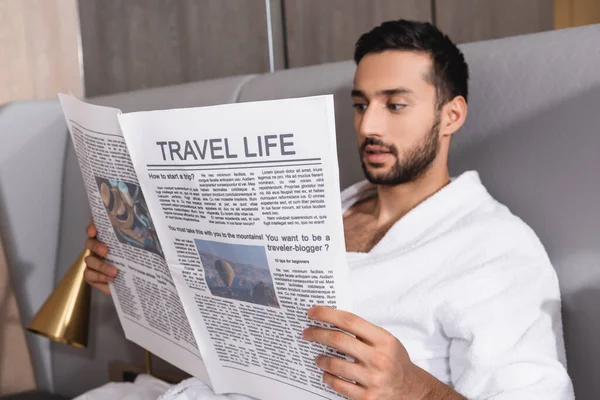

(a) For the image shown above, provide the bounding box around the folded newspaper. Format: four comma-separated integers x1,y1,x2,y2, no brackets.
59,94,352,400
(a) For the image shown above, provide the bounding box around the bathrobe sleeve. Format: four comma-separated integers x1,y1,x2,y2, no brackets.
439,222,574,399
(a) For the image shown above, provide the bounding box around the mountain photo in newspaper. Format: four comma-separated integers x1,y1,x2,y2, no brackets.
195,239,279,308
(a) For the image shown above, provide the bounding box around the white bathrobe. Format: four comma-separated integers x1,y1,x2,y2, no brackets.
161,170,574,400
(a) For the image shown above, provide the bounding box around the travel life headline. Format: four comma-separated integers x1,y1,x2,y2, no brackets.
155,133,296,161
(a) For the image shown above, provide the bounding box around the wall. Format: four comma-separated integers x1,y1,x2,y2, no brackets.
78,0,557,97
555,0,600,29
4,1,600,102
78,0,279,97
435,0,554,43
283,0,431,67
0,0,82,104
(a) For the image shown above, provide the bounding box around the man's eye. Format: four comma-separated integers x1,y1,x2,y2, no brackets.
352,103,367,112
388,104,406,111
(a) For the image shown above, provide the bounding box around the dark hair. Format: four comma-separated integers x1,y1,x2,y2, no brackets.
354,20,469,107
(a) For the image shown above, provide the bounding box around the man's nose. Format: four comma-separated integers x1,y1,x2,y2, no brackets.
358,105,385,138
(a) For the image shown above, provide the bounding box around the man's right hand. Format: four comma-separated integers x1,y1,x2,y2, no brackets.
84,222,118,296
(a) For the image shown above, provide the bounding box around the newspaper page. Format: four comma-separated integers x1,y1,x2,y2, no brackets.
118,95,352,400
58,94,211,385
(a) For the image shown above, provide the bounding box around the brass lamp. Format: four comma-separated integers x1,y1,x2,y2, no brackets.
27,247,154,375
27,249,91,348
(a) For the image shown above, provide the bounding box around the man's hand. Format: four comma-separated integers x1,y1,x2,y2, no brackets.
303,306,466,400
84,222,118,296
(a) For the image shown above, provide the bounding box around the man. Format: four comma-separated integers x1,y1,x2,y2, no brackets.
84,20,574,399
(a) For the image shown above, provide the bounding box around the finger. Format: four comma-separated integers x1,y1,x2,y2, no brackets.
315,355,367,385
308,306,386,344
89,281,111,296
86,222,97,238
85,255,118,277
85,238,108,258
84,267,115,284
303,326,370,361
322,371,365,399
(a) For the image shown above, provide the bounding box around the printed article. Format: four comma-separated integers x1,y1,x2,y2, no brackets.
118,95,351,400
58,94,211,385
59,94,351,400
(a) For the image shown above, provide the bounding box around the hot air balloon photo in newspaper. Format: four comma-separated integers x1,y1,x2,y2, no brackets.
214,259,235,292
194,239,279,308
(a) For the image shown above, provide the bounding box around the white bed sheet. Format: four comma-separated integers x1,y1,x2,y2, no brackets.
74,374,173,400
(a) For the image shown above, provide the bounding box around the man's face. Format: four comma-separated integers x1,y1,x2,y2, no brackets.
352,50,441,185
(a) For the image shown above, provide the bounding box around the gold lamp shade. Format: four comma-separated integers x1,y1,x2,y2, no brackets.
27,249,91,348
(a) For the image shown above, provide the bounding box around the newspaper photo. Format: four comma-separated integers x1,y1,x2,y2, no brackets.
58,94,211,385
59,94,352,400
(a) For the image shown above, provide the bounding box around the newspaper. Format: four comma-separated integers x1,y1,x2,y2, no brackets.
59,94,351,400
58,94,212,386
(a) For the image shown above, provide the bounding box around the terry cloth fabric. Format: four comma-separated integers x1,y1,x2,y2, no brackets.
341,171,573,399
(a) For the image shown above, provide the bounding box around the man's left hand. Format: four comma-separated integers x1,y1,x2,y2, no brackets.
302,306,465,400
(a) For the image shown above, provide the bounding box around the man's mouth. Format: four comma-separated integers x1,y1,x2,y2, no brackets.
363,145,393,164
364,144,392,155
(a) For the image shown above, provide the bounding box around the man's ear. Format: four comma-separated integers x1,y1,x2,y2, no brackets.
439,96,467,138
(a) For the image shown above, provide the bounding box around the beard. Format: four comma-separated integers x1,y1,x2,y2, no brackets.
359,115,441,186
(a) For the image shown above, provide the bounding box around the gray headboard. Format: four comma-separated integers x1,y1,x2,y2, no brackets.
451,25,600,399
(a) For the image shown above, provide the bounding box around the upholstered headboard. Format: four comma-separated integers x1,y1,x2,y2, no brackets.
450,25,600,399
